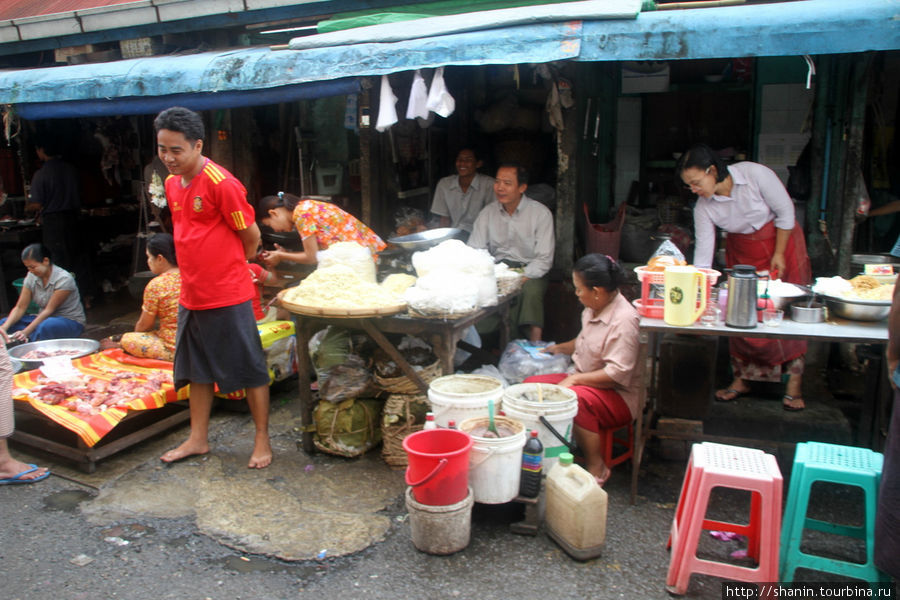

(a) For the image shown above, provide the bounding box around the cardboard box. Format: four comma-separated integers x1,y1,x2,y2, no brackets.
54,44,94,63
120,37,162,59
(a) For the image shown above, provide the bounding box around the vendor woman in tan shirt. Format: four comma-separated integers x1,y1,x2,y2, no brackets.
525,253,641,486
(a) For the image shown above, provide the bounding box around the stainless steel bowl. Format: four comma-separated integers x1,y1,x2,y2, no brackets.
790,302,825,323
822,295,891,321
9,338,100,371
9,357,22,373
388,227,463,251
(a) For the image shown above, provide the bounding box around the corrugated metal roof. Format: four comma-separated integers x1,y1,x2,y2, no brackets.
0,0,139,21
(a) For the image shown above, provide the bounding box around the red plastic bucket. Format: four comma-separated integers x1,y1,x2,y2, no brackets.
403,429,473,506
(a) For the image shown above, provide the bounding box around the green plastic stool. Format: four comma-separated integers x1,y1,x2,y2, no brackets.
779,441,887,583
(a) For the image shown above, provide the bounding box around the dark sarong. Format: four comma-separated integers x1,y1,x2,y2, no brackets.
174,300,269,395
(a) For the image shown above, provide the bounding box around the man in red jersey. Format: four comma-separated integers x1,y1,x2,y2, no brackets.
154,107,272,469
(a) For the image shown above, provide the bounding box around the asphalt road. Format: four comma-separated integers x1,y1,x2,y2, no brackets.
2,380,888,600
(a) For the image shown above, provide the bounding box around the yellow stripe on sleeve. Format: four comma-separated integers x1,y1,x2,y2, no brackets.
204,163,226,184
231,210,247,229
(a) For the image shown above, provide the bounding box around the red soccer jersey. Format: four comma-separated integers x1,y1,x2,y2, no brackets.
247,262,268,321
165,159,256,310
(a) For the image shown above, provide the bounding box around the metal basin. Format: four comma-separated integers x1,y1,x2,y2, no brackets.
790,302,825,323
9,338,100,371
822,295,891,321
388,227,463,251
9,357,22,373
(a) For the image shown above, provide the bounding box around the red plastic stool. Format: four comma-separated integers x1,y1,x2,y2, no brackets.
666,442,783,595
600,420,634,469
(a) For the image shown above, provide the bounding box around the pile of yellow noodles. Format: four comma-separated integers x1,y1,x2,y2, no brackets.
842,275,894,300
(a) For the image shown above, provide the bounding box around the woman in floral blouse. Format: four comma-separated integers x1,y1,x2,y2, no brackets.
258,193,386,267
121,233,181,361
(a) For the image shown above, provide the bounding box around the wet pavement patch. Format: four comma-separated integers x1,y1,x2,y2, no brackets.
43,489,94,512
100,523,154,542
217,555,320,578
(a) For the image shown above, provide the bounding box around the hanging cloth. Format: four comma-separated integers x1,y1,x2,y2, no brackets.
425,66,455,118
375,74,398,132
406,69,429,120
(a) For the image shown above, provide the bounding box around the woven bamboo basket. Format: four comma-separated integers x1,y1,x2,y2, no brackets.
374,358,441,394
381,393,431,468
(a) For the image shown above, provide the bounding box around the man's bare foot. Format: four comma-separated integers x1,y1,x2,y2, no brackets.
160,440,209,463
248,434,272,469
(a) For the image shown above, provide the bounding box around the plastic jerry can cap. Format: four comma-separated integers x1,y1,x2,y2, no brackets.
558,452,574,465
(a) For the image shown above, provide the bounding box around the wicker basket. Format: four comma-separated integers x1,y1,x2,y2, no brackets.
381,393,431,468
374,358,441,394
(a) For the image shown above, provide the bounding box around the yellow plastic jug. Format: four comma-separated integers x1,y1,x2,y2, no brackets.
663,266,707,326
545,452,608,560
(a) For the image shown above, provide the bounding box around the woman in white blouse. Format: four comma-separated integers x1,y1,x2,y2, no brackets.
678,144,811,411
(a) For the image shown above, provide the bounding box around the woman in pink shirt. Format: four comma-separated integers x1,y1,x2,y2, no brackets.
678,144,811,411
525,254,640,486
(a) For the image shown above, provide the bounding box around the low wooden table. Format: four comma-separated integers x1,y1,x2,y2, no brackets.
288,293,519,453
11,401,189,473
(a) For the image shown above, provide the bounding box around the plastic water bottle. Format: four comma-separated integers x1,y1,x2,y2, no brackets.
423,413,436,430
519,430,543,498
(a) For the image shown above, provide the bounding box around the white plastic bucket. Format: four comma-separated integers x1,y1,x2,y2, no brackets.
458,416,526,504
502,383,578,471
428,374,504,428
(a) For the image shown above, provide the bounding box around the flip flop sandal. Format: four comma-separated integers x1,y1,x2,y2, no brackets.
0,464,50,485
715,388,747,403
782,395,805,411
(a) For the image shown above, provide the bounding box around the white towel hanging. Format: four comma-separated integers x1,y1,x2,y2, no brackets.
406,69,429,120
375,74,398,132
425,66,455,118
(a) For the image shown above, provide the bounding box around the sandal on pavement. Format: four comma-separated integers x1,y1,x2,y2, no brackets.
0,464,50,485
782,395,805,411
715,388,748,403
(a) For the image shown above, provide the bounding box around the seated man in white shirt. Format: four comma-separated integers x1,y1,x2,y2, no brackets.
429,148,495,238
468,163,555,342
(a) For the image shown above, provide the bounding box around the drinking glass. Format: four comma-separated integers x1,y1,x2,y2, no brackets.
763,309,784,327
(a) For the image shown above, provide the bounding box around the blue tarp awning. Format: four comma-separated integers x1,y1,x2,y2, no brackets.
577,0,900,61
0,0,897,119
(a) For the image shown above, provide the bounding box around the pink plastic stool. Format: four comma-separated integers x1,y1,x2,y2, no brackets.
666,442,783,595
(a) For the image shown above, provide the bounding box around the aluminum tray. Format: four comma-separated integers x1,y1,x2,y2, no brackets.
388,228,463,251
9,338,100,371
